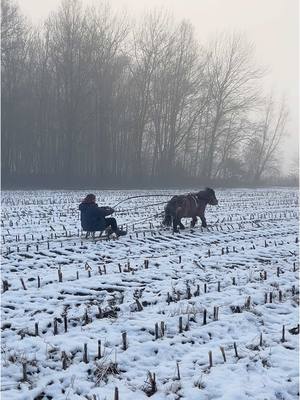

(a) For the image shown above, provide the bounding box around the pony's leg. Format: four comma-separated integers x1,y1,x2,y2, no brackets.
174,209,182,232
179,218,185,230
173,217,179,233
191,217,197,228
199,213,207,228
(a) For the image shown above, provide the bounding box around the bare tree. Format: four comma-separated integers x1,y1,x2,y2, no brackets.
199,32,264,181
244,96,289,182
84,3,129,179
1,0,290,188
129,10,172,179
149,20,205,180
45,0,91,181
1,0,30,181
1,0,26,56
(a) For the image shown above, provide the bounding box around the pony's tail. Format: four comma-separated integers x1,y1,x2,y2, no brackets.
162,213,172,226
162,203,173,226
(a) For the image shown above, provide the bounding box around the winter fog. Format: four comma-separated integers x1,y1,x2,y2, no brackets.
1,0,298,188
1,2,299,400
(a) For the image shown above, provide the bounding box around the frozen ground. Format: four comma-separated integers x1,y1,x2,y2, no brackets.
1,188,299,400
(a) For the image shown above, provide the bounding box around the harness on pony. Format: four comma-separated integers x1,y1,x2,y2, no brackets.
187,193,199,208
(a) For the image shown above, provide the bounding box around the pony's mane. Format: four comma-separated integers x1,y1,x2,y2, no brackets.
197,188,214,200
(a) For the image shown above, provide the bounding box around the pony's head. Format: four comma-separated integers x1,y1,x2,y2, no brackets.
197,188,218,205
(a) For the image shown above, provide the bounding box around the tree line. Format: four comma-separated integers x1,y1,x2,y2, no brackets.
1,0,292,188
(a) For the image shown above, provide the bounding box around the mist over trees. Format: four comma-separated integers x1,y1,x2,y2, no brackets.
1,0,293,188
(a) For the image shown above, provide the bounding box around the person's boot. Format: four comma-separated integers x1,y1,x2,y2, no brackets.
105,227,113,237
116,229,127,237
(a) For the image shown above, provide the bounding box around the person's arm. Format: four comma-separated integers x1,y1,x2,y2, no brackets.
98,206,115,217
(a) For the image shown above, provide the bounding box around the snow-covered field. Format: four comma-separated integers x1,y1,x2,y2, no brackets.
1,188,299,400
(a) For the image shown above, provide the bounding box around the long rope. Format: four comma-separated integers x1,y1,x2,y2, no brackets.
115,200,168,213
113,194,174,208
124,210,165,226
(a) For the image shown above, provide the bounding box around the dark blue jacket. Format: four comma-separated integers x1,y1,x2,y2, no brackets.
79,203,113,231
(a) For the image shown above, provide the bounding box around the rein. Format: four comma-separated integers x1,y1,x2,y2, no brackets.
112,194,175,208
115,200,168,213
127,210,165,226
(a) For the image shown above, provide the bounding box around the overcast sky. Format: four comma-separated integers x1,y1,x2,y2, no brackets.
19,0,299,168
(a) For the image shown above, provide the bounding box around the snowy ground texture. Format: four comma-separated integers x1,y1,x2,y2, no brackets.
1,188,299,400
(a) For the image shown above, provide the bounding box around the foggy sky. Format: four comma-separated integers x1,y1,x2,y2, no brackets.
19,0,299,170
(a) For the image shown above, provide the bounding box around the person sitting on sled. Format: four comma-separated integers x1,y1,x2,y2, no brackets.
79,193,127,237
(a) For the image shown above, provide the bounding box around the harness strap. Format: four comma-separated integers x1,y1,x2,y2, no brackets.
187,193,198,208
191,194,198,207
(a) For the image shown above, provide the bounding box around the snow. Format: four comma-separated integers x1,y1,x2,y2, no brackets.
1,188,299,400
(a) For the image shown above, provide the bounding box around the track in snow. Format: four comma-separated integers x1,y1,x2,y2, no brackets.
1,188,299,400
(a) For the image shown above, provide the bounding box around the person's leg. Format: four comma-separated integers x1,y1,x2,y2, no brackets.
105,217,118,232
105,217,127,236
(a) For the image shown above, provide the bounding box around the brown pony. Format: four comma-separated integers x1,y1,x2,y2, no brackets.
162,188,218,232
